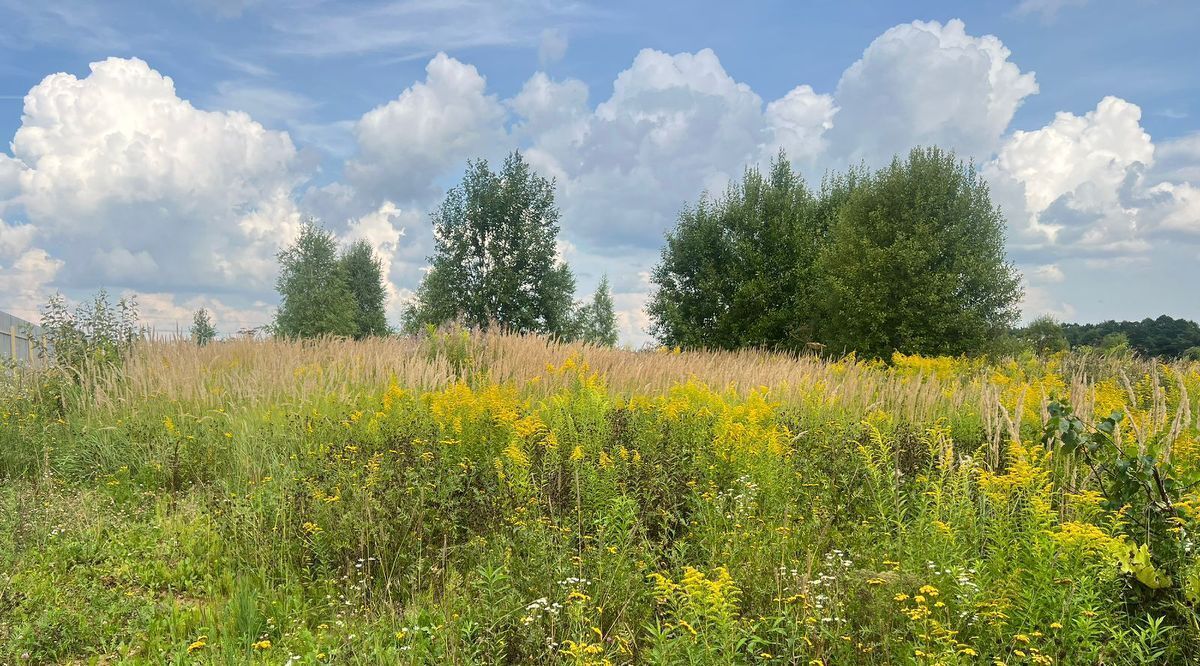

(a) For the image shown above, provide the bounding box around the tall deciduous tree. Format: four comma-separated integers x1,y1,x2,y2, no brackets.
816,147,1022,357
648,147,1021,358
339,239,390,339
274,222,358,338
647,153,823,350
405,152,576,336
575,275,620,347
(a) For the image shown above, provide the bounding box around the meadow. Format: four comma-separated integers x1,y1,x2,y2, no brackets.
2,331,1200,664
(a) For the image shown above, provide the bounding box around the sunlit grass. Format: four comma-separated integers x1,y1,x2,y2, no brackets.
2,330,1198,663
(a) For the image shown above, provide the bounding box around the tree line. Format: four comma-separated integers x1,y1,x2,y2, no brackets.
183,145,1192,361
1019,314,1200,359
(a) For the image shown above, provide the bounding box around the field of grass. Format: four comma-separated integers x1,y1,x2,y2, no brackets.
3,331,1200,664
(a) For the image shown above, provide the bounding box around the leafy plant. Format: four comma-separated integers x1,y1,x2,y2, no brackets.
1042,398,1200,600
34,290,140,380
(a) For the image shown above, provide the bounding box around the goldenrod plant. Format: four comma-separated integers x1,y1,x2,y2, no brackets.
2,331,1200,663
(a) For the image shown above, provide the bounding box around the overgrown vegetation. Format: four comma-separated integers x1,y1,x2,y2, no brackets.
34,289,139,380
3,332,1200,663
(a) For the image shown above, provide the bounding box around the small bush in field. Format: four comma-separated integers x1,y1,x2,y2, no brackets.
35,289,139,379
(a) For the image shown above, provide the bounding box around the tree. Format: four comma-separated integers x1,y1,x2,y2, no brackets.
647,153,824,350
816,147,1022,358
574,276,620,347
1099,332,1132,357
1019,315,1068,355
273,222,358,338
190,308,217,346
405,152,576,336
339,239,390,339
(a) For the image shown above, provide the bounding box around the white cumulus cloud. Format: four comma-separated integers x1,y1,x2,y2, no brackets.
828,19,1038,167
4,57,307,299
347,53,508,203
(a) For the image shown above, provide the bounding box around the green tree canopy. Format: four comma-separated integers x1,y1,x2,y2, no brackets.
190,308,216,346
574,275,620,347
405,152,576,336
648,147,1022,358
1019,315,1068,355
339,239,390,339
816,147,1022,358
273,222,358,338
647,153,824,351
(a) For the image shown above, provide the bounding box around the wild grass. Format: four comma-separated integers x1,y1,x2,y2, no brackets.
2,329,1199,664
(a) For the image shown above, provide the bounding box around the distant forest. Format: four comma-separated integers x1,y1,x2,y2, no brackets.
1061,315,1200,359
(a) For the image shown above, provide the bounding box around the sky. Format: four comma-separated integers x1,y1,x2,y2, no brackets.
0,0,1198,345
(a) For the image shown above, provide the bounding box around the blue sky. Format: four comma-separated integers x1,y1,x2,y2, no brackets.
1,0,1198,343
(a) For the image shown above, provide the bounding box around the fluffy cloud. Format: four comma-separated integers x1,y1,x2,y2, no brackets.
764,85,837,162
514,48,823,249
4,57,307,299
986,96,1200,257
0,219,59,320
1030,264,1065,283
0,219,38,260
0,247,62,324
347,53,508,203
829,19,1038,167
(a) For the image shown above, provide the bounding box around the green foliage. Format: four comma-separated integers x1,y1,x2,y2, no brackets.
1019,315,1069,355
35,290,139,379
404,152,577,337
273,222,358,339
1063,316,1200,359
1100,332,1133,356
190,308,217,346
573,275,620,347
339,239,390,339
1043,399,1199,601
648,147,1022,358
648,152,824,350
816,147,1022,358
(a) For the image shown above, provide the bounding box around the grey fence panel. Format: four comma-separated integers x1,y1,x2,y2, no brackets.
0,310,42,364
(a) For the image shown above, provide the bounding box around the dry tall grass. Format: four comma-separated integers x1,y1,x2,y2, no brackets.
68,330,1195,455
90,334,933,403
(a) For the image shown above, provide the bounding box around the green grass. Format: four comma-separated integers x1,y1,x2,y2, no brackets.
2,335,1199,664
